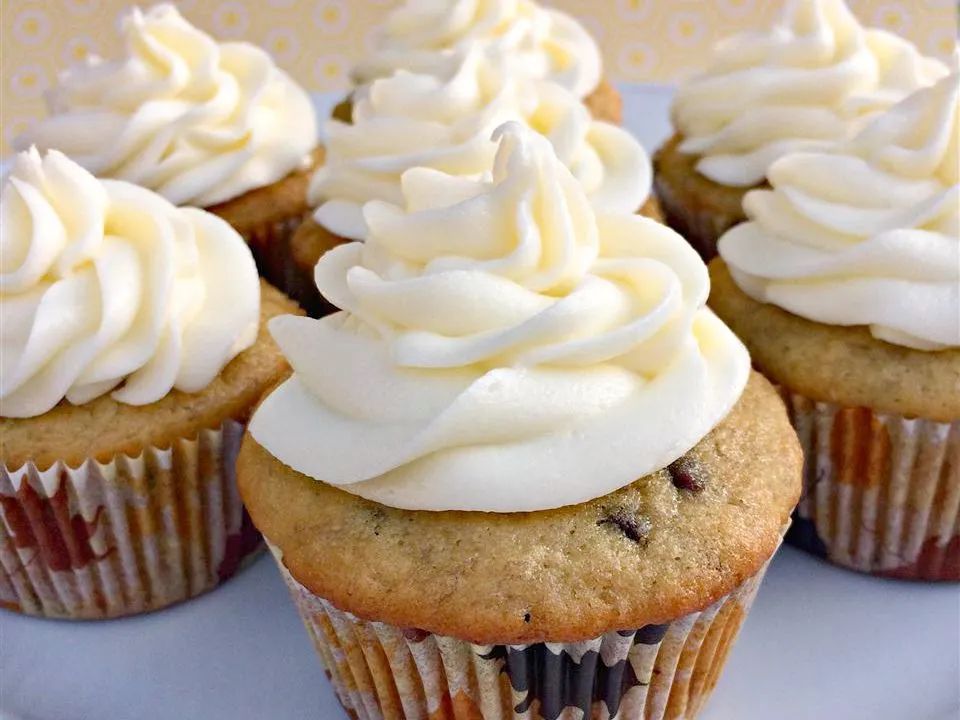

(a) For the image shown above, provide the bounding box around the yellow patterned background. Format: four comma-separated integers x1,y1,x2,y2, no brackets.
2,0,957,152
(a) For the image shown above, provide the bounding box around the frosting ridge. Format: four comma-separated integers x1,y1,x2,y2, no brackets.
0,148,260,418
15,4,317,207
252,123,749,512
719,72,960,351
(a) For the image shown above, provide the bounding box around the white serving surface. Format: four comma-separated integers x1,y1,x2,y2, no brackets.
2,86,959,720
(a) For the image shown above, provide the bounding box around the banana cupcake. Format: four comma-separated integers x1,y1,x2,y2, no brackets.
710,71,960,580
288,50,655,315
654,0,947,259
239,123,801,719
15,4,320,283
0,148,300,618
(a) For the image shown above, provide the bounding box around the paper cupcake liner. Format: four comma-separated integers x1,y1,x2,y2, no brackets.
0,420,263,619
652,175,743,262
781,389,960,581
272,545,773,720
240,213,308,300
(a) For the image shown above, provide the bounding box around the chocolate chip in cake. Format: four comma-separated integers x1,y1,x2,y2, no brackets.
597,509,651,545
668,456,705,492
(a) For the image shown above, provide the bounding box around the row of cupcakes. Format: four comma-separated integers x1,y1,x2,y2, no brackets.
1,1,957,719
653,0,959,580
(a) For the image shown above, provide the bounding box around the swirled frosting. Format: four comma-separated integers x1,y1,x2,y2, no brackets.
353,0,601,99
251,123,749,512
0,148,260,418
719,72,960,351
672,0,947,187
15,4,317,207
311,50,649,240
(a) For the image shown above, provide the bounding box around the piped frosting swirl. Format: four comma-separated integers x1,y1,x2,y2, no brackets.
0,148,260,418
251,123,749,512
15,4,317,207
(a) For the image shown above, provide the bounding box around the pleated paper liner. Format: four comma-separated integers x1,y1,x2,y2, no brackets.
781,389,960,581
272,543,775,720
0,419,263,619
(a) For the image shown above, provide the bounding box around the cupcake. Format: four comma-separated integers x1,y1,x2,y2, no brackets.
0,148,300,618
351,0,621,123
14,4,320,285
710,71,960,580
287,49,656,315
238,123,801,719
654,0,947,259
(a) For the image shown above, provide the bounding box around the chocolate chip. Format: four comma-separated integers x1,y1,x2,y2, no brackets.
523,612,532,623
668,456,704,492
597,509,651,545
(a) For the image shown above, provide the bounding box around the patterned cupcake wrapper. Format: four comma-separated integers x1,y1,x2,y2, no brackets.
652,175,743,262
0,420,263,619
239,214,309,301
272,544,774,720
781,389,960,581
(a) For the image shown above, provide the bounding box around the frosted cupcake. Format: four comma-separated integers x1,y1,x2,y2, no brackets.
350,0,621,123
0,148,300,618
710,71,960,580
15,4,320,281
238,123,801,718
654,0,947,259
288,50,655,315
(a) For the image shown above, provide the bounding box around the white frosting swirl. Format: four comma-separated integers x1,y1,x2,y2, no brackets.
353,0,601,99
251,123,749,512
15,4,317,207
311,50,649,240
0,148,260,418
719,72,960,351
672,0,947,187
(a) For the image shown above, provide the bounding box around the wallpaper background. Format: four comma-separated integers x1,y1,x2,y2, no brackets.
2,0,957,152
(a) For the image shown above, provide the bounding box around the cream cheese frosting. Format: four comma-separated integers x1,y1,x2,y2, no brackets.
353,0,601,99
311,50,649,240
251,123,749,512
719,71,960,351
672,0,948,188
0,148,260,418
15,4,317,208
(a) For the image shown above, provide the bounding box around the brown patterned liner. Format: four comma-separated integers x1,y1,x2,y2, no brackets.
652,174,744,262
272,544,774,720
781,389,960,581
0,420,263,619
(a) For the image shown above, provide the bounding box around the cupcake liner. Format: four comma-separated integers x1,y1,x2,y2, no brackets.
272,544,773,720
652,174,743,261
781,389,960,580
240,213,309,301
0,419,263,619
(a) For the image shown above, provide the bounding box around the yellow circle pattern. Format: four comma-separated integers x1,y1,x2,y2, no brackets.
2,0,956,153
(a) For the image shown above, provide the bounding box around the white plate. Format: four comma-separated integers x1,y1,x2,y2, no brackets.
2,86,959,720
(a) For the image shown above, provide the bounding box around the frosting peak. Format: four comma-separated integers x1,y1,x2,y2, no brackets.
310,50,649,240
15,4,317,207
251,123,749,512
0,148,260,418
353,0,601,99
672,0,947,187
719,72,960,351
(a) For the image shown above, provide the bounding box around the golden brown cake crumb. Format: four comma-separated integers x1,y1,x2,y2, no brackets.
583,78,622,124
653,134,760,259
1,282,302,471
709,259,960,422
238,372,800,644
